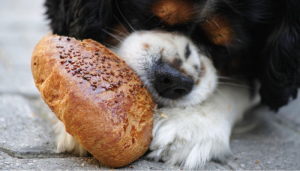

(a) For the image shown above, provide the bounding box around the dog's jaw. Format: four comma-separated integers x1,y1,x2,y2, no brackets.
116,31,218,108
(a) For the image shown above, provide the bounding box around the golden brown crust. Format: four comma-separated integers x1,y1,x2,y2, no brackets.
31,33,154,167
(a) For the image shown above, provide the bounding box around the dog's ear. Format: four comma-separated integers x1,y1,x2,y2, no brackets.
45,0,115,43
260,1,300,111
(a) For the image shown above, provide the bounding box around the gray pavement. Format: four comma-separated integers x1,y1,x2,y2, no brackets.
0,0,299,170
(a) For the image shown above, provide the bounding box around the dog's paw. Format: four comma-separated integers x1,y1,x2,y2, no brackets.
54,120,88,156
147,107,232,169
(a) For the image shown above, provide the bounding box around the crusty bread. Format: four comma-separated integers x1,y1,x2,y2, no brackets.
31,33,154,167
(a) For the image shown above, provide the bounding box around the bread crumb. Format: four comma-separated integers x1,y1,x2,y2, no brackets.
255,160,259,164
160,113,168,118
155,105,168,118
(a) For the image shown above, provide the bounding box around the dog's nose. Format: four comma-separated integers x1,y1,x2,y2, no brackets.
154,63,194,99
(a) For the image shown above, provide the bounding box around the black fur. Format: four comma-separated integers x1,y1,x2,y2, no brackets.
45,0,300,111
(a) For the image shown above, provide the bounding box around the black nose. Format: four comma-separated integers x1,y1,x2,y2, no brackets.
154,63,194,99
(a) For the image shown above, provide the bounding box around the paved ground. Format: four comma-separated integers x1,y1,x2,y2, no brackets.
0,0,299,170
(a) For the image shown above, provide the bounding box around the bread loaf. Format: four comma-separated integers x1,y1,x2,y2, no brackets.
31,33,154,167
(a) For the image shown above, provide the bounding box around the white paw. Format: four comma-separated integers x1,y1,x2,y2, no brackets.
54,120,88,156
148,107,232,169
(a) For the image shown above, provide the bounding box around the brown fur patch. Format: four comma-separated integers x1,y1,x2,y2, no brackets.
172,58,183,68
178,67,188,76
200,61,206,77
160,48,165,56
143,43,150,49
152,0,196,26
201,15,234,46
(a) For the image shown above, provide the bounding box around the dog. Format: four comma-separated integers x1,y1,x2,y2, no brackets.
45,0,300,169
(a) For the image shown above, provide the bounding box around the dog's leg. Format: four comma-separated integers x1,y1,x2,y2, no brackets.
54,120,88,156
148,84,259,169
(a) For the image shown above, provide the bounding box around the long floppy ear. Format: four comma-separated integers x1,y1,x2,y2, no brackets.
260,1,300,111
45,0,115,43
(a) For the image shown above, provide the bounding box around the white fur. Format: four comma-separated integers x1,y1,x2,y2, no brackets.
54,31,256,169
54,121,87,156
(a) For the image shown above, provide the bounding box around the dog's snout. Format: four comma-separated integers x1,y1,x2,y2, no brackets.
155,63,194,99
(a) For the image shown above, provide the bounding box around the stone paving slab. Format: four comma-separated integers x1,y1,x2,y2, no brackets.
229,107,300,170
0,95,57,156
0,0,49,97
0,150,227,171
276,93,300,132
0,151,102,170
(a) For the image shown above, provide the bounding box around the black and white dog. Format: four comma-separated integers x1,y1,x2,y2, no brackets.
45,0,300,169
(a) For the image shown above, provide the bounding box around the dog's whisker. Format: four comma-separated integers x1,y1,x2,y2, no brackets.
218,82,252,89
113,15,130,35
218,76,236,79
224,43,233,59
218,76,240,81
115,1,136,32
103,43,119,52
156,19,164,27
144,14,156,24
101,29,125,43
214,88,229,103
212,19,220,28
106,27,129,37
205,20,214,28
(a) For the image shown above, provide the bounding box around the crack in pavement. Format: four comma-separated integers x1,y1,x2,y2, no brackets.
0,146,73,159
